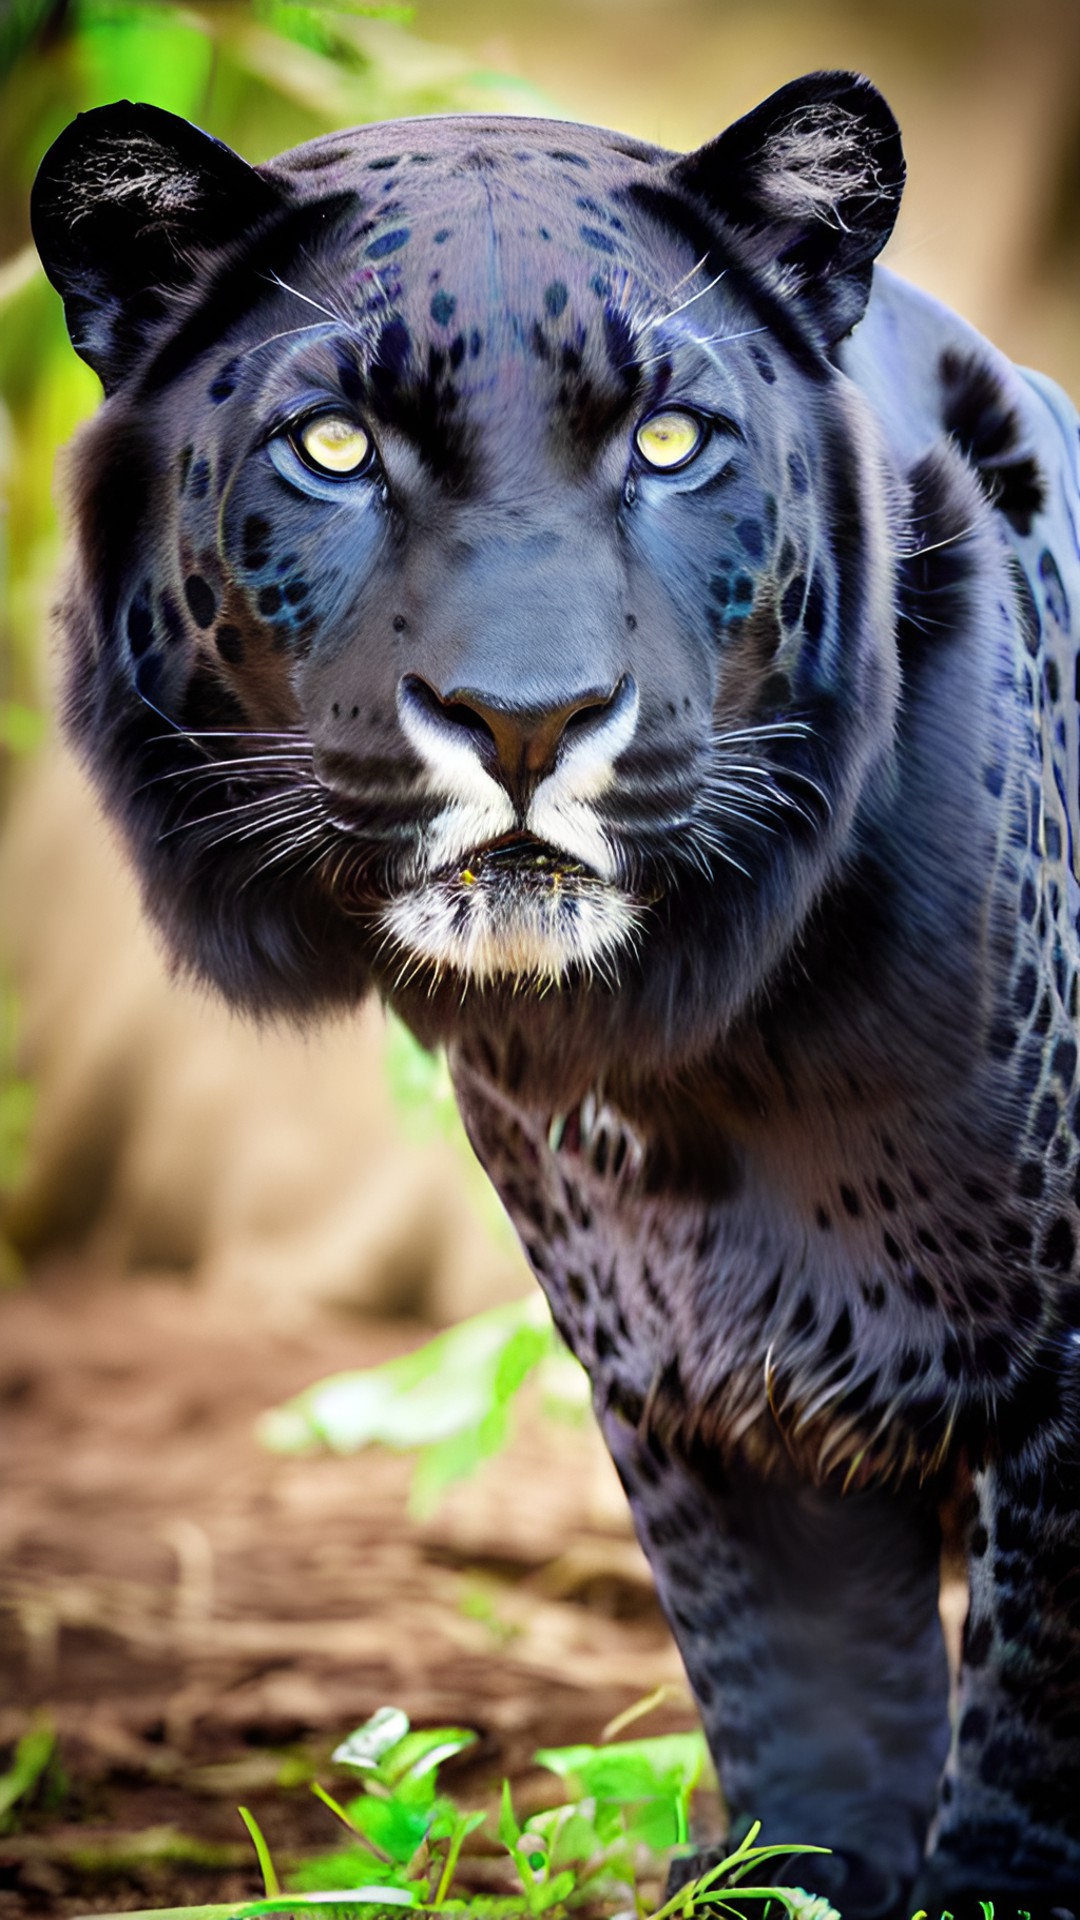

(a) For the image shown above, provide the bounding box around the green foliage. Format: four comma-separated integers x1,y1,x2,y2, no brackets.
259,1294,569,1514
58,1706,1005,1917
534,1732,707,1855
290,1715,480,1897
0,1718,58,1829
248,1708,836,1919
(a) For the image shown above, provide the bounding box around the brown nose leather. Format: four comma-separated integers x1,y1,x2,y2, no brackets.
405,675,618,805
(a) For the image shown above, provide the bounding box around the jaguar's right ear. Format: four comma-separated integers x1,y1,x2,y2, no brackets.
670,73,904,349
32,102,289,393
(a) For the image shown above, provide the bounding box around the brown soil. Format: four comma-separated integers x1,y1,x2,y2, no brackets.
0,1267,686,1918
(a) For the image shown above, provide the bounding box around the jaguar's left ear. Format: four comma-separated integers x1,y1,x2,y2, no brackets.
671,71,904,348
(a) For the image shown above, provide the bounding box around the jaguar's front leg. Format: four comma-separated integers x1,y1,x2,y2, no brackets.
913,1445,1080,1915
601,1407,949,1920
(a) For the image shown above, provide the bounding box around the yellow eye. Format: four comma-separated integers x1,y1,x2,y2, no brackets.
634,409,704,471
296,413,372,475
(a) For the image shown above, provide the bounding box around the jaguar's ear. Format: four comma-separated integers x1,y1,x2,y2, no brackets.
671,72,904,348
32,102,289,393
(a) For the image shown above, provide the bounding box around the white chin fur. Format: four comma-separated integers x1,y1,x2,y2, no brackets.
381,870,643,988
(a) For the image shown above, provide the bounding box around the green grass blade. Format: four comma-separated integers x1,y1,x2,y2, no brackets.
238,1805,281,1899
433,1807,486,1905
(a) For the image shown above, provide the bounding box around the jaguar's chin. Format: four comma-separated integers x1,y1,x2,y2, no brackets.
380,840,645,989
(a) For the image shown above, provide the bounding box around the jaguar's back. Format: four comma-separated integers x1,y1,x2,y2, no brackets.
32,72,1080,1917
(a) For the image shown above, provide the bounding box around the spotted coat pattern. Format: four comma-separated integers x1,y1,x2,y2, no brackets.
31,73,1080,1918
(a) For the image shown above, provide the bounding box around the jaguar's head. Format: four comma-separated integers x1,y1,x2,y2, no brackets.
33,73,905,1079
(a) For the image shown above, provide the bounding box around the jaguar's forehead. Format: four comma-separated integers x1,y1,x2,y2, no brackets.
272,113,667,209
250,124,725,481
270,117,688,343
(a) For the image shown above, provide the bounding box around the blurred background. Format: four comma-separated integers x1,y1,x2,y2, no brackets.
1,0,1079,1324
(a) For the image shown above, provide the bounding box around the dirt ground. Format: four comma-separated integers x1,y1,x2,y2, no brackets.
0,1266,689,1918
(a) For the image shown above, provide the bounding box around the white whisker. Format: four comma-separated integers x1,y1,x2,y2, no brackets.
641,269,726,330
264,271,345,324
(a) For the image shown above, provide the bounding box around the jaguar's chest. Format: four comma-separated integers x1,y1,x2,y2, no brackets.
454,1056,1064,1485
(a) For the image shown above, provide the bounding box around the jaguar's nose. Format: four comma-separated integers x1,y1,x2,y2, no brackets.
400,673,623,807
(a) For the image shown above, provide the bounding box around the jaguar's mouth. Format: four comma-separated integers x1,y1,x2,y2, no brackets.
381,830,643,988
442,831,596,888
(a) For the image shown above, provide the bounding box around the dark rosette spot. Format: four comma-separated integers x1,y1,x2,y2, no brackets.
184,574,216,629
215,624,244,664
366,227,410,260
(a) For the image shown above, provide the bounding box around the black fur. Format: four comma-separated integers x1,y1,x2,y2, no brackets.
33,74,1080,1915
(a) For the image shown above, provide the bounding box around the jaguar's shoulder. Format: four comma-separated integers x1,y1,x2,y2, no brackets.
843,267,1080,539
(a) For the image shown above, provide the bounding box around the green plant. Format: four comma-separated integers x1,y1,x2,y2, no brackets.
91,1706,841,1919
0,1718,58,1830
259,1292,577,1514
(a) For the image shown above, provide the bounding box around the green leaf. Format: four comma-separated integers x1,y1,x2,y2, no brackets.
253,1891,419,1911
57,1909,245,1920
433,1808,486,1904
330,1711,476,1809
310,1781,378,1846
533,1731,710,1857
494,1321,554,1400
535,1731,708,1804
408,1413,508,1518
525,1797,626,1870
497,1778,520,1851
379,1726,477,1791
532,1865,576,1910
57,1905,429,1920
0,1719,55,1825
260,1298,555,1468
333,1707,413,1774
289,1839,400,1893
342,1792,430,1865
